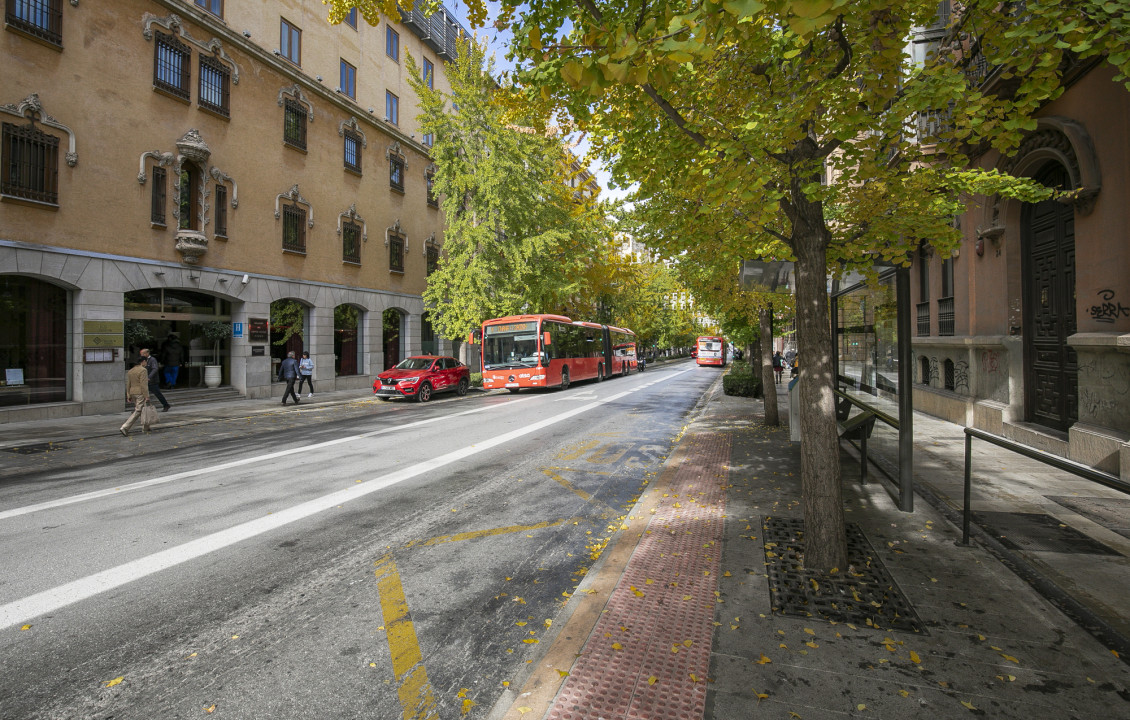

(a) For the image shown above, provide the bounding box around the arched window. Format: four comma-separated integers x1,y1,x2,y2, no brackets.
178,165,200,230
943,359,955,391
919,356,931,386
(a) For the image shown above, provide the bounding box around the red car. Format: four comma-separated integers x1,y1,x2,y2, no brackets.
373,356,470,402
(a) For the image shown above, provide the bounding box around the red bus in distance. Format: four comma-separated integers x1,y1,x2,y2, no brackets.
696,336,727,367
471,314,638,393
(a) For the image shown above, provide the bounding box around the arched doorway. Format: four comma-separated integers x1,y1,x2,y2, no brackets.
383,309,403,370
335,304,362,376
0,275,67,406
1022,164,1077,431
270,299,308,381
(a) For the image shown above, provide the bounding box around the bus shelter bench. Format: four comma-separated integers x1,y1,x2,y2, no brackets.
838,410,877,483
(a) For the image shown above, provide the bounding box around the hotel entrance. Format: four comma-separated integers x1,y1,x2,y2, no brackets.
124,289,232,389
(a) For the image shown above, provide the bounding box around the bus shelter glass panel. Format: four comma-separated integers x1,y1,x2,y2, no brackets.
836,271,899,395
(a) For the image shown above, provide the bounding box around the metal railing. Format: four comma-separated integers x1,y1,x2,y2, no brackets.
960,427,1130,545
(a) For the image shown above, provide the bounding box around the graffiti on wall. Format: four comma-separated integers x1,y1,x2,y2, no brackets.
955,361,969,393
1089,289,1130,324
981,350,1001,374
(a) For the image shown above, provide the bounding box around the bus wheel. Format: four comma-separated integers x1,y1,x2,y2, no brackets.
597,365,604,382
560,367,570,391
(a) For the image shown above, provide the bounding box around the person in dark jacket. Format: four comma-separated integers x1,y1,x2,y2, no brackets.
278,350,300,405
160,333,184,388
139,348,170,412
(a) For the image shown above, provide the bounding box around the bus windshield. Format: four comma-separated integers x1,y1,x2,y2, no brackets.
483,322,541,370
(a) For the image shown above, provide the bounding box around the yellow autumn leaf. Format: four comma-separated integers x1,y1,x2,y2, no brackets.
461,698,476,714
104,677,124,688
517,708,532,714
231,635,239,640
805,641,819,649
557,670,569,678
1000,654,1020,664
755,691,769,701
20,624,31,631
757,654,772,664
612,642,622,650
204,705,216,714
804,628,815,635
523,639,539,644
689,673,699,682
898,689,910,698
648,676,658,685
683,595,693,601
631,586,645,597
910,651,921,664
857,704,867,711
457,688,469,698
544,619,552,628
683,640,693,647
961,700,977,710
516,621,527,626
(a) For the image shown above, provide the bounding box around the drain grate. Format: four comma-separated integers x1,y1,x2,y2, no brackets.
974,511,1121,555
1,442,66,455
763,516,926,633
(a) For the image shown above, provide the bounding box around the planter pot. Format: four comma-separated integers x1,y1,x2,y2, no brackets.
204,365,222,388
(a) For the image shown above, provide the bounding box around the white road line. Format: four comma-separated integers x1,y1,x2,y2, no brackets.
0,389,643,630
0,397,534,522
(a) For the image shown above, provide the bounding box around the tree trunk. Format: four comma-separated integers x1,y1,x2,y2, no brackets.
793,223,847,573
760,306,779,426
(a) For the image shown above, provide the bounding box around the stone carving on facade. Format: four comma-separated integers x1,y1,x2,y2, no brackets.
385,219,405,250
277,84,315,121
423,232,437,256
141,13,240,84
424,162,437,179
174,230,209,265
209,167,239,208
275,184,314,226
337,204,368,242
386,141,406,165
0,93,78,167
137,151,176,184
175,128,212,165
338,117,368,146
983,117,1102,233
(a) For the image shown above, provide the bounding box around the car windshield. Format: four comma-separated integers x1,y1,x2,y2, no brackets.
483,322,540,370
395,358,434,371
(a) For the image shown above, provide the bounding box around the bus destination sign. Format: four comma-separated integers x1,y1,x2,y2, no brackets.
485,321,537,335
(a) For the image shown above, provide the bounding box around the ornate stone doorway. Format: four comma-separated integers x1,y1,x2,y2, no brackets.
1021,165,1078,432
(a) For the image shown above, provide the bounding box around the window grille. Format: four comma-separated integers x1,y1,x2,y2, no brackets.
342,221,361,264
426,173,438,207
2,121,59,204
6,0,62,46
389,156,404,191
199,56,230,117
344,131,361,173
150,166,166,224
389,235,404,272
916,301,930,337
283,98,306,150
937,296,954,336
282,203,306,253
426,246,439,275
154,31,190,100
943,359,955,391
214,184,227,237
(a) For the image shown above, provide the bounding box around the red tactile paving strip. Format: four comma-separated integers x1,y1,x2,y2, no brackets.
547,434,731,720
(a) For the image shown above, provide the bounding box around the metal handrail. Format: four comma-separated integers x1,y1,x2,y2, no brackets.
961,426,1130,545
834,389,899,428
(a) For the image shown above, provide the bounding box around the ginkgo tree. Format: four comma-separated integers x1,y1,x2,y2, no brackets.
325,0,1130,572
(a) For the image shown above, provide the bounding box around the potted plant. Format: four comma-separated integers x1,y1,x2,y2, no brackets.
199,320,232,388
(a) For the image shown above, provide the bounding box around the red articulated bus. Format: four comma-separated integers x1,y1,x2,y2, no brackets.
472,314,638,393
695,335,727,367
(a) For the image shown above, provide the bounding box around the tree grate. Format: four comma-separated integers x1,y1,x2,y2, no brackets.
762,516,926,634
1,442,66,455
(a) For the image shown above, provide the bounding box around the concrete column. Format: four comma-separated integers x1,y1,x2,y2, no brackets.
309,303,334,391
73,286,129,415
403,312,422,357
366,307,385,373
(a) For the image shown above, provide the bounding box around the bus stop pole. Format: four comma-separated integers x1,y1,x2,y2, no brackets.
896,264,914,512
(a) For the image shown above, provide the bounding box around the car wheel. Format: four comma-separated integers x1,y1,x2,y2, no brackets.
560,367,570,391
457,377,469,396
416,382,433,403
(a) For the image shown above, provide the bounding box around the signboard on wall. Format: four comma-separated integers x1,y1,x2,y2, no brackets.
251,346,266,357
248,318,269,343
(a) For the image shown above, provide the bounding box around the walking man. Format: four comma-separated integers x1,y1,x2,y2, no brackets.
140,348,171,412
121,357,151,436
278,350,300,405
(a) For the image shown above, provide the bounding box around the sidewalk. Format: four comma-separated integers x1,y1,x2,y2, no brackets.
498,380,1130,719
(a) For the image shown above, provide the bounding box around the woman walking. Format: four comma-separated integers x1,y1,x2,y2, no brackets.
297,351,314,398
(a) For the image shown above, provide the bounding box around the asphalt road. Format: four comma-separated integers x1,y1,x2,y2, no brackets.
0,361,717,720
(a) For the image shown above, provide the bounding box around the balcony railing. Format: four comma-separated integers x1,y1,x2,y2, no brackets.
916,106,952,144
937,297,955,336
917,301,931,337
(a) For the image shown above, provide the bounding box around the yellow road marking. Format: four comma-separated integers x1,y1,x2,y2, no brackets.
556,439,600,461
374,554,439,720
404,519,568,549
541,466,612,476
543,469,593,502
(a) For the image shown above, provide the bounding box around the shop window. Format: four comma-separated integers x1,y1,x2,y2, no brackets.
0,275,67,406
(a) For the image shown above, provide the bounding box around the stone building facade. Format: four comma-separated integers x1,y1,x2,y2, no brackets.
1,0,466,420
912,58,1130,479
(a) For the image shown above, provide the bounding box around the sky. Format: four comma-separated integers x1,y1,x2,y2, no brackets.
445,0,635,203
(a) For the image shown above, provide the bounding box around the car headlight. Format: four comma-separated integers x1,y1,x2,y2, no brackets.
399,377,419,384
